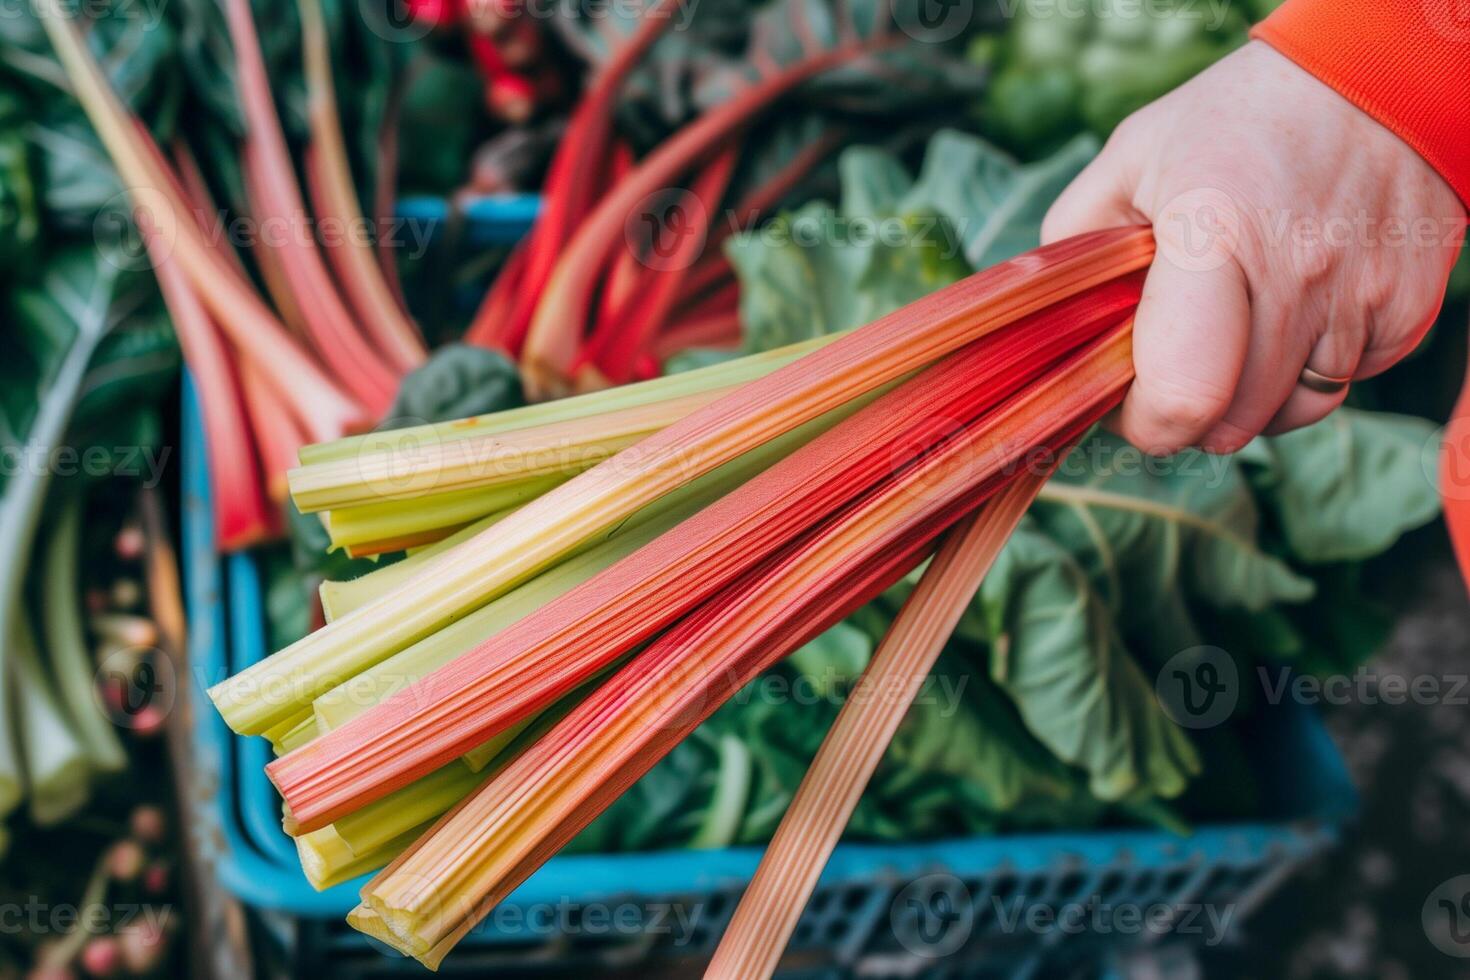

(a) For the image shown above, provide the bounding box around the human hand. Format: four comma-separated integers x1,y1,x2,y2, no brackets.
1042,40,1466,455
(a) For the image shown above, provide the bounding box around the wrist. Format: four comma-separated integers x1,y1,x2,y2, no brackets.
1251,1,1470,211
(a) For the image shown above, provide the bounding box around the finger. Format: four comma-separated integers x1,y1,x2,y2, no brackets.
1114,252,1251,455
1202,298,1339,452
1263,383,1350,435
1197,316,1306,454
1041,144,1146,245
1262,325,1365,435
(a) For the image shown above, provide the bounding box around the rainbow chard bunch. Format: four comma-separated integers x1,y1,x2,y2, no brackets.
207,225,1161,967
39,0,426,551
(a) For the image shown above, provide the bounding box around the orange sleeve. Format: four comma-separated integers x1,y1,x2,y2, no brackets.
1251,0,1470,209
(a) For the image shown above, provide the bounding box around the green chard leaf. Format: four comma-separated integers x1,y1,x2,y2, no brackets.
978,522,1202,802
725,129,1097,359
1241,408,1441,563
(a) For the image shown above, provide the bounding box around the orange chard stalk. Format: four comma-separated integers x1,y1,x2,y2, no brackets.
38,3,367,443
223,0,401,415
299,0,428,372
263,267,1145,831
705,473,1047,979
350,328,1133,966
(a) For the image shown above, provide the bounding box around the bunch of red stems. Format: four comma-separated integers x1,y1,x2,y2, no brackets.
43,0,433,550
462,0,879,398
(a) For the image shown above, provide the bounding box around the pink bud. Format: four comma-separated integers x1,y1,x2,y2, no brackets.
114,525,145,562
142,863,169,896
129,806,166,844
80,937,121,978
106,841,145,882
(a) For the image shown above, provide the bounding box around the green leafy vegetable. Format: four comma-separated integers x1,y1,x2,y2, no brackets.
977,522,1201,801
1240,409,1440,563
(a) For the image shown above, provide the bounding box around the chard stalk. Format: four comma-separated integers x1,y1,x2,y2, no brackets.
352,329,1132,966
224,0,401,413
521,38,902,398
322,481,555,557
464,0,680,353
0,258,113,819
298,332,838,466
13,613,92,825
707,474,1045,978
298,823,428,892
144,219,279,548
298,0,427,372
43,497,128,773
290,388,736,513
318,512,507,622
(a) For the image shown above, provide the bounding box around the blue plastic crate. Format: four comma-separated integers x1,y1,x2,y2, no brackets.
182,197,1359,976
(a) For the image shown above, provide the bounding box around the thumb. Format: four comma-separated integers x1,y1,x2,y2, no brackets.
1041,141,1146,245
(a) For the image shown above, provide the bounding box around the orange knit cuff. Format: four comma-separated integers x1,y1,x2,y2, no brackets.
1251,0,1470,210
